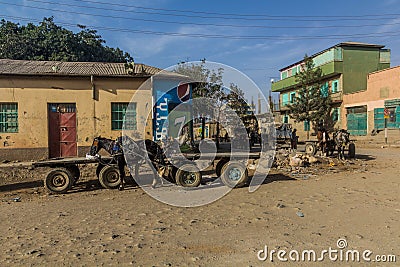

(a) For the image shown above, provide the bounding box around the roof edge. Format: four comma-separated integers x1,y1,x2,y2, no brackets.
278,42,386,71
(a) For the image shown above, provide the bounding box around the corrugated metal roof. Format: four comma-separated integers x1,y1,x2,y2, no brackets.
0,59,162,77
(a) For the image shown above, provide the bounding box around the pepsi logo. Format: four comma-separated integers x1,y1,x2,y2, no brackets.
177,83,190,102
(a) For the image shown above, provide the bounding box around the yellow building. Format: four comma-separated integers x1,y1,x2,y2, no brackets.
0,59,160,161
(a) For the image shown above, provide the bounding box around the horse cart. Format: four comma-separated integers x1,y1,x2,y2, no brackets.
304,130,356,159
275,123,292,149
33,156,118,194
34,136,260,194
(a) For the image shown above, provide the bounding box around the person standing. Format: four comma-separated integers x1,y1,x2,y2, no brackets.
290,128,298,152
250,130,256,148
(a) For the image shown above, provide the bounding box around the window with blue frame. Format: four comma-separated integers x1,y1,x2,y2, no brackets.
292,66,297,76
283,114,289,123
304,120,310,131
282,93,289,106
111,102,137,130
332,80,340,93
290,92,296,103
332,107,340,122
0,103,18,133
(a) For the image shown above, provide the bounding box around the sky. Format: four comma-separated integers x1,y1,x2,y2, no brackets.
2,0,400,109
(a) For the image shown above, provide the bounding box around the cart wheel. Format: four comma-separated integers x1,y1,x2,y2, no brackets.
220,162,248,188
305,143,317,155
98,165,121,189
66,165,80,184
175,164,202,187
96,164,105,178
44,168,73,194
348,143,356,159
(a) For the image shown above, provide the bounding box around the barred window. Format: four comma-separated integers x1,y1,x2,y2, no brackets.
332,107,340,122
0,103,18,133
111,102,137,130
332,80,340,93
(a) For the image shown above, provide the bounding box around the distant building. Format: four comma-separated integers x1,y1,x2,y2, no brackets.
271,42,390,138
344,66,400,134
0,59,160,161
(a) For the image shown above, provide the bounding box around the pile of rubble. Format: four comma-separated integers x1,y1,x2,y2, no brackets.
273,151,327,169
271,150,365,178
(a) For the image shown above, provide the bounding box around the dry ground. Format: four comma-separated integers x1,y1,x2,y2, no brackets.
0,147,399,266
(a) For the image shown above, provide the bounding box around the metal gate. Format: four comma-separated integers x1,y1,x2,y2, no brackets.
375,106,400,130
48,104,77,158
374,108,385,130
347,113,367,136
396,106,400,126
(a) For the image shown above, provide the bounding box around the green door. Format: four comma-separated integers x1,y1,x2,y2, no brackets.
374,108,385,130
347,113,367,136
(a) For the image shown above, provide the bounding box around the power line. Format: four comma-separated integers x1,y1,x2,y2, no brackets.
29,0,400,19
13,0,400,29
2,14,400,40
6,0,399,22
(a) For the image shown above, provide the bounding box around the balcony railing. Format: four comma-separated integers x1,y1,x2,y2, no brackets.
331,91,343,103
277,92,342,112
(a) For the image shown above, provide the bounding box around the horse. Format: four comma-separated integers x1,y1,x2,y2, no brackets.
333,129,350,160
317,128,330,156
89,136,169,189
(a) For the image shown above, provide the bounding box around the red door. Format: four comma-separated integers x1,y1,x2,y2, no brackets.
48,104,77,158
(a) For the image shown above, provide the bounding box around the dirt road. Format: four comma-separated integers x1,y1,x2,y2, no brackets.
0,147,399,266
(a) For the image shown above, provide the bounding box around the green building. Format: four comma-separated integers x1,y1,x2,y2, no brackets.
271,42,390,137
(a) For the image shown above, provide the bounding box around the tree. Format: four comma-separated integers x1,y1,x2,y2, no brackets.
226,83,248,118
289,55,332,139
0,17,132,62
225,83,261,140
174,61,227,148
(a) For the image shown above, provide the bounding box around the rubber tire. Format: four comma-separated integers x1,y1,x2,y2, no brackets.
45,168,73,194
220,162,248,188
66,165,80,184
98,165,122,189
305,143,317,155
348,143,356,159
175,164,202,187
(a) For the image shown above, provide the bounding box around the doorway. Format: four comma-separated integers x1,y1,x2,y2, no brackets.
48,103,77,158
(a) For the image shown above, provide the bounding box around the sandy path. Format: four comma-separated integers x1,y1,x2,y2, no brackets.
0,148,399,266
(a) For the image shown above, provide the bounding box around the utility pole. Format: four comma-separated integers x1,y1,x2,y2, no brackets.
384,108,389,144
